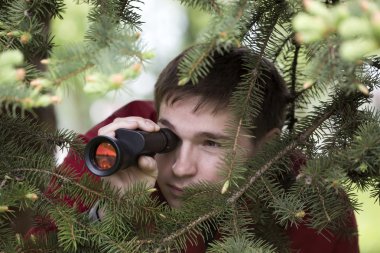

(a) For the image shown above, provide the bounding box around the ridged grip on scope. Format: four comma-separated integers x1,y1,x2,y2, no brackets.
116,129,179,155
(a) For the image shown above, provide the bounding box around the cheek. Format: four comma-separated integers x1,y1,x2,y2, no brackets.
196,155,225,182
155,154,173,175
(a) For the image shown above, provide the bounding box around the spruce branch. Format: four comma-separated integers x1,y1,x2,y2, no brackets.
207,235,276,253
148,106,335,251
229,107,334,204
272,32,294,62
52,63,94,86
178,42,217,85
287,39,301,131
14,167,106,200
152,209,222,253
178,0,253,85
178,0,222,14
225,0,282,189
316,185,331,222
41,197,140,253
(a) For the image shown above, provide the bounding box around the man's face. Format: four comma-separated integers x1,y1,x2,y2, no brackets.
155,97,255,208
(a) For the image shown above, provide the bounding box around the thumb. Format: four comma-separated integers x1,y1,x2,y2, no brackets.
138,156,158,179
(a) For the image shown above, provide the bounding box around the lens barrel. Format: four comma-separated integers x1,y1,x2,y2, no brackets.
84,128,179,177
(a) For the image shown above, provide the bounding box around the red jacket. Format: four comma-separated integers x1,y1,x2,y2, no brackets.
29,100,359,253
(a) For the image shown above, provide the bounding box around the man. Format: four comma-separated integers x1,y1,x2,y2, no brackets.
34,47,359,252
97,47,287,209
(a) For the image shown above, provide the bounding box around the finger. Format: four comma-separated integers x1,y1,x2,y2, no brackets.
98,120,138,136
114,117,160,132
98,118,160,136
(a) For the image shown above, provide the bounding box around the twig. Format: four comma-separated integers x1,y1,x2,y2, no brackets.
228,108,334,203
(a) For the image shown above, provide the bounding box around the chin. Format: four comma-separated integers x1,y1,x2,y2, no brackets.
168,199,182,209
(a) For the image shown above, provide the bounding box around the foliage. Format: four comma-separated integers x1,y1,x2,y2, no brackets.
1,0,380,252
293,0,380,61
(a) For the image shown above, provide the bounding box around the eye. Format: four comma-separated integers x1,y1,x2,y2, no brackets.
203,140,221,148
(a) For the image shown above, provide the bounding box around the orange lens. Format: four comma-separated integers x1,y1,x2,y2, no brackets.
94,143,116,170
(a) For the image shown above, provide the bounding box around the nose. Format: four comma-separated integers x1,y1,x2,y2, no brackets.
171,142,197,178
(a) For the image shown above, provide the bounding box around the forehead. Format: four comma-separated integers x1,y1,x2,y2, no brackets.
158,97,234,129
160,92,230,115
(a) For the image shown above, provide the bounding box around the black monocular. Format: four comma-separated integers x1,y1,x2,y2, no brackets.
84,128,179,177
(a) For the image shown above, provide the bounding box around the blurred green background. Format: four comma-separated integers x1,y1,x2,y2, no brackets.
51,1,380,252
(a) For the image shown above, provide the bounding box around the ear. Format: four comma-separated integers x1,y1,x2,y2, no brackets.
249,128,281,157
255,128,281,148
263,128,281,143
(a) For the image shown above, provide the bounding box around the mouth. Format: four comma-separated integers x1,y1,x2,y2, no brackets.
168,184,184,196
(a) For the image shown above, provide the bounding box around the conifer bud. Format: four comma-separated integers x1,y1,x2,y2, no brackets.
30,78,52,89
303,0,312,10
50,95,62,104
234,39,242,48
296,173,304,181
121,64,142,80
21,98,33,108
294,33,304,44
219,31,228,39
40,59,50,65
20,32,31,44
373,11,380,25
147,188,157,193
25,193,38,201
331,180,340,189
30,79,43,89
159,213,166,219
30,234,36,243
357,84,369,95
142,51,155,60
295,210,306,218
15,233,22,245
178,77,190,86
359,163,368,173
0,206,9,212
35,96,50,106
85,74,98,83
84,73,109,94
7,31,22,38
132,63,142,72
16,68,26,81
221,180,230,194
303,80,314,90
109,73,124,87
360,0,370,11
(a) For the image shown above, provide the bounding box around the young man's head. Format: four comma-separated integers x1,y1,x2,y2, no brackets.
154,47,289,142
153,47,289,207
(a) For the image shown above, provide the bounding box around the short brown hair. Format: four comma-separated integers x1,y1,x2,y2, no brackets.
154,47,289,141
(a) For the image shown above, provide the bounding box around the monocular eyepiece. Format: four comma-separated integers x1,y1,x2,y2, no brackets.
84,128,179,177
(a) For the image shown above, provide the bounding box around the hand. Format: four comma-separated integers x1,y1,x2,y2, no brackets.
97,117,160,194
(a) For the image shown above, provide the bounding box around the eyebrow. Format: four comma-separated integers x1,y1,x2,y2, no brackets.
158,118,175,130
158,118,230,140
